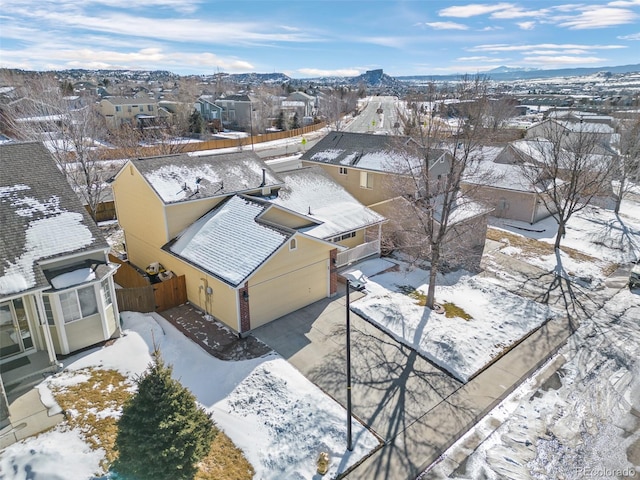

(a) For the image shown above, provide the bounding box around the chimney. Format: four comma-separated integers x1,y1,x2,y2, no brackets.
260,168,266,187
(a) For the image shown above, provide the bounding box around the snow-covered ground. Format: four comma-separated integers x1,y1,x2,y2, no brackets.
426,287,640,480
421,197,640,478
0,312,379,480
491,198,640,268
344,258,554,382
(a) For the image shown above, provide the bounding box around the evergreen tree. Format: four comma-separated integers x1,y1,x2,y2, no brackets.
275,111,286,131
291,112,300,130
188,110,205,134
114,349,216,480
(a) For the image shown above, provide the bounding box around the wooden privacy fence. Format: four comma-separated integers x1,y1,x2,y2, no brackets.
109,255,188,313
97,122,327,160
115,275,187,313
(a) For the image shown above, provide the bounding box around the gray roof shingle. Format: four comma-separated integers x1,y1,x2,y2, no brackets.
132,151,284,204
0,142,108,298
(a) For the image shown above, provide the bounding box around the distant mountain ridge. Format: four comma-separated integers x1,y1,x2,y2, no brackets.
5,63,640,88
396,63,640,82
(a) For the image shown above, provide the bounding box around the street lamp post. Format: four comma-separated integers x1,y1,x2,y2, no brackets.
346,280,353,451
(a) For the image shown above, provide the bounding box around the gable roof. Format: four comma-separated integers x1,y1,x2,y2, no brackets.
102,96,157,106
269,167,385,239
301,131,447,174
165,195,292,287
0,142,107,298
130,151,284,204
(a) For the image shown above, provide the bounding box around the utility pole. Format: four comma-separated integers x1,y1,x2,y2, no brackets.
346,280,353,451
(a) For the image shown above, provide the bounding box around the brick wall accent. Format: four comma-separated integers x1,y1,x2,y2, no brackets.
239,283,251,333
330,248,338,297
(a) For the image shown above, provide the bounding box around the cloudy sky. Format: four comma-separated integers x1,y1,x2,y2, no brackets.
1,0,639,77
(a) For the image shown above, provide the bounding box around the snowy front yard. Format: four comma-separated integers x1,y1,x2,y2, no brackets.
0,312,379,480
344,259,554,383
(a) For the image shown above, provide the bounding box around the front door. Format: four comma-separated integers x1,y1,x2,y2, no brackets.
0,298,34,360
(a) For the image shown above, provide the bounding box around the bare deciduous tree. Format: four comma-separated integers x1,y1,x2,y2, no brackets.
517,120,613,249
613,117,640,214
4,75,122,221
384,77,493,308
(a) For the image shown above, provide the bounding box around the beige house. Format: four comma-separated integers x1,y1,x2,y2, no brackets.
299,131,490,268
99,96,170,129
111,151,384,334
525,118,616,154
1,142,120,438
461,143,556,224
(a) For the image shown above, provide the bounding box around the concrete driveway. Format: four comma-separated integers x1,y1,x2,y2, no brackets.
252,274,575,480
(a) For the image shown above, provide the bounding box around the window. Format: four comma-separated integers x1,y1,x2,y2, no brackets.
139,106,144,112
360,171,373,189
147,105,153,112
339,167,348,175
115,106,121,112
100,279,112,307
43,296,55,326
59,286,98,323
341,232,356,240
289,238,297,251
127,106,132,113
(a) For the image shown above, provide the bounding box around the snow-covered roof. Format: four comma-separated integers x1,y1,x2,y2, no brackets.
167,195,291,286
433,193,493,225
301,131,446,174
102,96,157,105
132,151,284,204
0,142,107,298
465,159,548,193
269,167,385,239
556,120,614,134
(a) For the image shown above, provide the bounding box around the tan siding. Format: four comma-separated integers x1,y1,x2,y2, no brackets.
301,162,395,206
333,229,364,248
112,163,168,254
260,207,313,230
249,260,328,328
124,240,240,330
165,198,225,239
463,184,538,223
248,236,331,328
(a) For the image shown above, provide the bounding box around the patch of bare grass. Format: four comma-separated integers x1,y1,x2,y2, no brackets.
50,367,254,479
196,431,254,480
51,368,132,470
487,227,606,265
442,302,473,320
397,286,473,320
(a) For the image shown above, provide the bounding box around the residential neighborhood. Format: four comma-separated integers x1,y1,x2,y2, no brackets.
0,62,639,480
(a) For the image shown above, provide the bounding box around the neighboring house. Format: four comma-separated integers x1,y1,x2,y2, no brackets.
487,138,614,211
462,145,556,224
99,96,168,129
214,94,253,130
269,166,386,267
195,95,224,122
545,109,614,126
112,151,386,334
300,131,489,268
525,118,616,153
281,91,317,124
0,142,121,433
299,131,452,208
